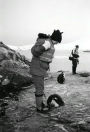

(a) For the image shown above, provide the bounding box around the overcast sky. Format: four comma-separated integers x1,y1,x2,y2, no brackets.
0,0,90,49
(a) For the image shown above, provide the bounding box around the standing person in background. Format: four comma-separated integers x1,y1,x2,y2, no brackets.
71,45,79,74
30,30,63,114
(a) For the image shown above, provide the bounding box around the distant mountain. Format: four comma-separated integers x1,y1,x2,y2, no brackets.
7,44,32,60
17,49,32,60
83,50,90,52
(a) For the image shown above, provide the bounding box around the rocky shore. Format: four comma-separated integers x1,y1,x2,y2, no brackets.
0,42,90,132
0,71,90,132
0,41,32,99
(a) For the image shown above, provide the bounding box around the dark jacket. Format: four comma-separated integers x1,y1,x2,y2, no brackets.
72,48,79,58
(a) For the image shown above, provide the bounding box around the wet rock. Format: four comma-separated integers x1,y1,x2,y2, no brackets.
0,42,33,98
79,72,90,77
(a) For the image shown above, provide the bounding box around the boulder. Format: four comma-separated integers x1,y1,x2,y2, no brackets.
0,41,32,97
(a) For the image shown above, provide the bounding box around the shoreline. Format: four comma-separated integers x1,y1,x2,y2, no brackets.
0,71,90,132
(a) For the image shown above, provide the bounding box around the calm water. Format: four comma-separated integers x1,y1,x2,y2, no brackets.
50,50,90,72
21,49,90,73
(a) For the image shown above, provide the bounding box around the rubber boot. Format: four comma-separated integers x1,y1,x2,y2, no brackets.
36,96,43,110
36,96,49,114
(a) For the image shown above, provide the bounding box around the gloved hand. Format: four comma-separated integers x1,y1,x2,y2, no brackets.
43,41,51,50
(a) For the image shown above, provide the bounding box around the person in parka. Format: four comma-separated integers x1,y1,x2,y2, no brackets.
71,45,79,74
30,30,63,113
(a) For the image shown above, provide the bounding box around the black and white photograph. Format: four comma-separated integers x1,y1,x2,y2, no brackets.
0,0,90,131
